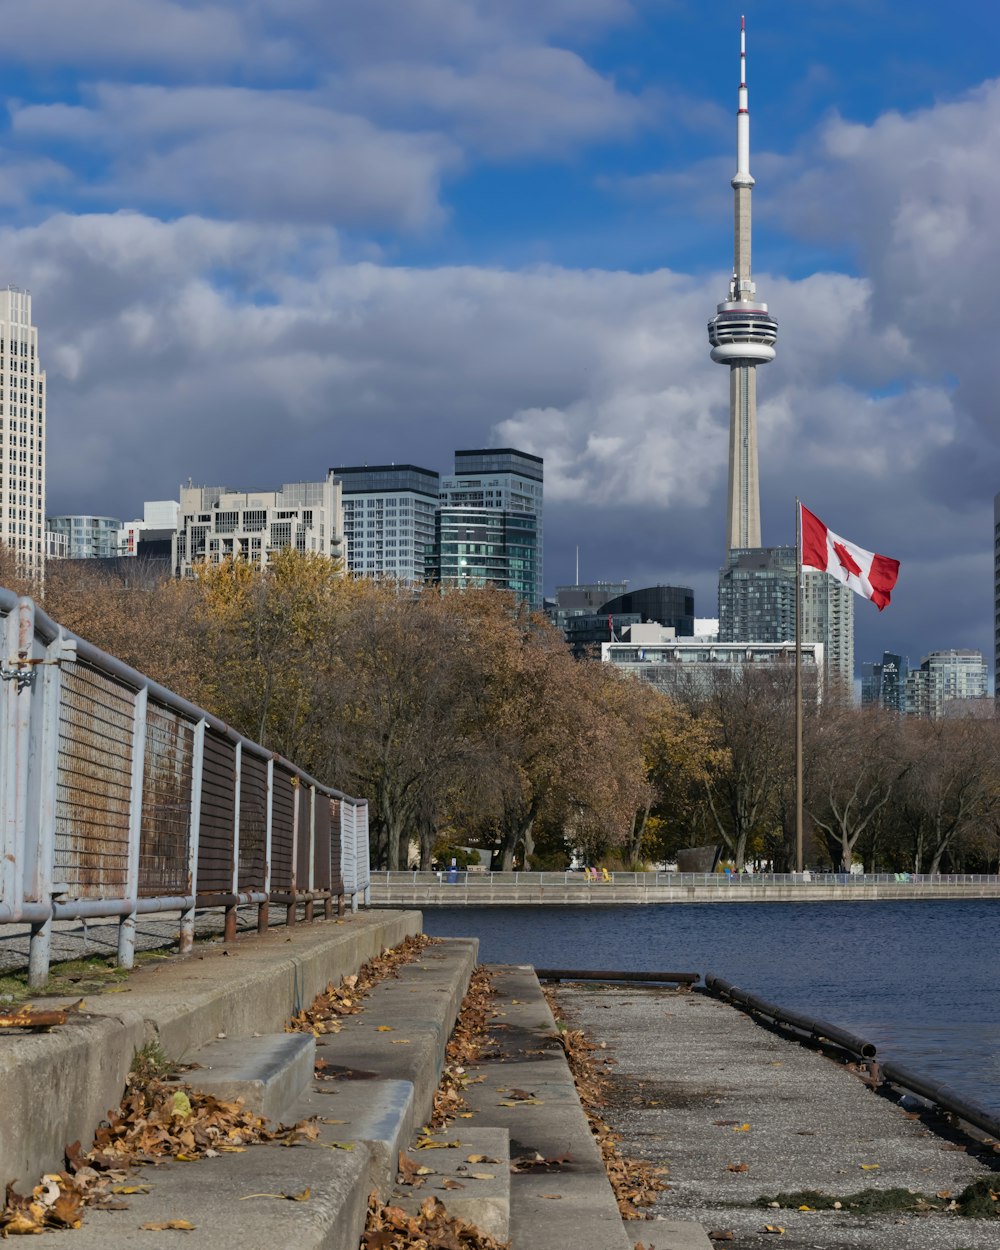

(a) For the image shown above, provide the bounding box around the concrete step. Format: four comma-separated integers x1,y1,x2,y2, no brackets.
463,964,633,1250
391,1127,511,1243
292,1077,415,1195
466,965,713,1250
176,1032,316,1123
49,936,478,1250
2,909,422,1188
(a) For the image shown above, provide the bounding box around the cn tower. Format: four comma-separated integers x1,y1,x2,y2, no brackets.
708,17,778,552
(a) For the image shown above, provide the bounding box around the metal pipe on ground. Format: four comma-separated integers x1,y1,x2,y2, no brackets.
705,973,1000,1144
535,968,700,985
705,973,877,1060
880,1060,1000,1143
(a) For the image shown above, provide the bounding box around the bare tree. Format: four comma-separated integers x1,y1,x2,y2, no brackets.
806,706,906,872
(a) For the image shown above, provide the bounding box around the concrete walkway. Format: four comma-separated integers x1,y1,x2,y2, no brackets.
554,984,1000,1249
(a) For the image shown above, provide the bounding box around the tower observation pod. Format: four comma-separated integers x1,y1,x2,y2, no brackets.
708,16,778,552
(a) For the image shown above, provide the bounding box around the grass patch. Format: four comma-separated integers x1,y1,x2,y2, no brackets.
0,950,172,1004
757,1180,999,1219
130,1041,175,1085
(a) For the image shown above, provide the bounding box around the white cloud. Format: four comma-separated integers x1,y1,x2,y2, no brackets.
344,45,646,158
13,87,459,230
0,0,271,72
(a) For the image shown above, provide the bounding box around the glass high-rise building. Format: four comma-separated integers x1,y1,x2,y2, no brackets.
719,546,854,694
861,652,908,713
0,287,45,572
332,464,439,585
432,448,543,609
906,650,988,719
46,515,122,559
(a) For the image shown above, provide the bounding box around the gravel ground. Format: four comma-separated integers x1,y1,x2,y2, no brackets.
0,905,294,976
555,985,1000,1250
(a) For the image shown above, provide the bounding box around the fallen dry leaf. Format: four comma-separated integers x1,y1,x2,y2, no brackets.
726,1162,749,1173
239,1188,310,1202
141,1219,196,1231
441,1178,465,1190
539,1194,563,1200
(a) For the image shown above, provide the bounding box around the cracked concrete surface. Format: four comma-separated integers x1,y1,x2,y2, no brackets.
554,984,1000,1250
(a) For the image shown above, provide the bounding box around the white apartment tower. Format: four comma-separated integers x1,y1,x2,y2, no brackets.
708,19,777,554
0,287,45,572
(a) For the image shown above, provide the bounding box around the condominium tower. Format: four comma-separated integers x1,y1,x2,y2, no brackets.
433,449,543,610
707,19,777,554
332,464,439,584
0,287,45,572
719,547,854,694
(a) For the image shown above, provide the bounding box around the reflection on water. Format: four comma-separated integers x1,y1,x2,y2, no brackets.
421,899,1000,1114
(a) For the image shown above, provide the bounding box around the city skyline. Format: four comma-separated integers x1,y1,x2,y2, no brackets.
2,3,998,671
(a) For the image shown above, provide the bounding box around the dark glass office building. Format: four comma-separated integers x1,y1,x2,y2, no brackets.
600,585,695,636
431,448,544,609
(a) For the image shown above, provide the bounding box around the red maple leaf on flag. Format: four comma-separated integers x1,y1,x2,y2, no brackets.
833,541,861,577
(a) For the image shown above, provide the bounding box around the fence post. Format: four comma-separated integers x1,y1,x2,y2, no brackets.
226,740,241,943
25,627,68,987
259,758,273,935
304,785,316,923
288,776,299,926
118,684,148,969
179,719,205,955
1,601,33,930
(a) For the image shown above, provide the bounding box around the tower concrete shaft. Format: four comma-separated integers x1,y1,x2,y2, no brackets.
728,363,760,549
708,17,777,554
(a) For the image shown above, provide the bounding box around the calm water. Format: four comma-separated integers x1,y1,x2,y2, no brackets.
422,900,1000,1115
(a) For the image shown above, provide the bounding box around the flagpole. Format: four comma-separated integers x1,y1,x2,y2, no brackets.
794,497,804,873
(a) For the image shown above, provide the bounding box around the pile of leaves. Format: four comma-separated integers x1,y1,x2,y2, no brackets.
430,966,496,1129
0,1072,321,1236
757,1180,1000,1219
544,991,666,1220
288,934,435,1037
362,1192,509,1249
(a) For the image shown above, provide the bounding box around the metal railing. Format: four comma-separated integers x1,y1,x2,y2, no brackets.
372,870,1000,887
0,589,371,986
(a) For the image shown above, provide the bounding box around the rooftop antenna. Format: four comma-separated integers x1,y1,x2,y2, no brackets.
575,545,580,586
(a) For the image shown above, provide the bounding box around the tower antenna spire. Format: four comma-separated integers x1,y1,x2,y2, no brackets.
708,17,778,554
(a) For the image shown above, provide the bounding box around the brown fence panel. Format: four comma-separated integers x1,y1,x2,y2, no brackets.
238,752,268,892
295,786,312,891
197,732,236,895
138,704,194,897
313,793,331,892
328,799,344,896
54,659,135,897
270,769,295,891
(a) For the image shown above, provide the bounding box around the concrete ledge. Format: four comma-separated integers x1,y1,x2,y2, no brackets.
370,883,1000,905
1,910,421,1188
467,965,634,1250
393,1127,511,1242
38,933,479,1250
178,1032,317,1123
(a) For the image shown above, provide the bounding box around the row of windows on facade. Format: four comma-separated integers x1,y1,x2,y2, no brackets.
342,501,425,513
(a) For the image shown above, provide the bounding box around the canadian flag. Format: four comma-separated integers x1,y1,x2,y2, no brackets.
799,504,900,611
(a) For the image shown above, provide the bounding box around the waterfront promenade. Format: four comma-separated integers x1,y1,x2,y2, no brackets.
558,983,1000,1249
371,869,1000,906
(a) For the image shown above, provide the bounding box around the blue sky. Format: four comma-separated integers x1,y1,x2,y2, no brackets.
4,0,1000,674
